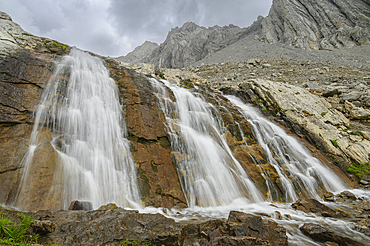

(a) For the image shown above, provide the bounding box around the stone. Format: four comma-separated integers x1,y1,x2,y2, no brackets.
345,101,370,120
209,227,225,241
342,91,362,101
31,220,57,234
300,223,366,246
227,211,288,246
68,200,93,211
322,88,340,97
323,192,335,202
291,199,342,218
337,190,357,201
98,203,119,210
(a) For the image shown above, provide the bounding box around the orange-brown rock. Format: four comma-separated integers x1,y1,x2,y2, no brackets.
107,60,187,208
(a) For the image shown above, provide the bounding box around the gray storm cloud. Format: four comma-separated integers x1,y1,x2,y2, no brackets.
0,0,272,57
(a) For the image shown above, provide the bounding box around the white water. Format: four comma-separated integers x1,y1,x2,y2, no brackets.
226,95,347,202
150,78,263,207
14,48,141,210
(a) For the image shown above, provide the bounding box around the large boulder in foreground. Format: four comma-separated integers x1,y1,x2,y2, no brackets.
0,206,288,246
300,223,367,246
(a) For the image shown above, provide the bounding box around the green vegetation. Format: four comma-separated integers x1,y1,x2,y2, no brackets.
349,130,362,136
121,239,151,246
330,139,338,148
321,112,328,117
346,162,370,180
45,40,68,51
158,73,164,78
254,100,264,104
0,212,39,246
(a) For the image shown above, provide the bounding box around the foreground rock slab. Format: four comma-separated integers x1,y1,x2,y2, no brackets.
300,223,367,246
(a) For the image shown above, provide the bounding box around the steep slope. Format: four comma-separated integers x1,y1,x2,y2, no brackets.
260,0,370,50
116,41,158,64
142,18,263,69
0,11,186,210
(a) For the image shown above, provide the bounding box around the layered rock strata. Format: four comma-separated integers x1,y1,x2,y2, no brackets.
260,0,370,50
141,18,263,69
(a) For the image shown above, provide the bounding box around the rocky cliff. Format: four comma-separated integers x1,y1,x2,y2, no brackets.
117,41,158,64
260,0,370,50
141,18,263,69
0,12,186,210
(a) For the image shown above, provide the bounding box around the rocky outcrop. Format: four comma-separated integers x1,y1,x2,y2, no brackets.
107,60,187,208
0,12,186,210
240,78,370,177
0,206,289,246
142,19,263,69
0,11,71,208
260,0,370,50
116,41,158,64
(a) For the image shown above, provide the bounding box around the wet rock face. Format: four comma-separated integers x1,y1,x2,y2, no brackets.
261,0,370,50
240,78,369,180
291,199,346,218
227,211,288,246
300,223,367,246
106,60,187,208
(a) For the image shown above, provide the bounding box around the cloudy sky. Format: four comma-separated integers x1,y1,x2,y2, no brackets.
0,0,272,57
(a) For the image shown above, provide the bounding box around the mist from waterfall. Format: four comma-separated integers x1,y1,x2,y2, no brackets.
14,48,141,210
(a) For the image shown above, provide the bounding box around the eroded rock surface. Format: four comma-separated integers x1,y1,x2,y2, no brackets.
241,78,370,177
261,0,370,50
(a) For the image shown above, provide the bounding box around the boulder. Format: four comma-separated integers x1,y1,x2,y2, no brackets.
31,220,57,234
300,223,367,246
291,199,342,218
345,101,370,120
68,201,93,211
227,211,288,246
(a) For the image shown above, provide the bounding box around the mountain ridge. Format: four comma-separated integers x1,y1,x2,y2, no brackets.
119,0,370,69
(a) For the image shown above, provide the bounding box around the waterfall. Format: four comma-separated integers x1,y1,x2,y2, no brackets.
14,48,141,210
226,95,347,202
150,78,263,207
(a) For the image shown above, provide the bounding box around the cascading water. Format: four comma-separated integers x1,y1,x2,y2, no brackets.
226,95,347,202
14,48,141,210
150,78,263,207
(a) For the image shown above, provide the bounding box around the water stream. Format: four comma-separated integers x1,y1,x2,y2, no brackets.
226,95,348,202
150,78,263,207
14,48,141,210
12,52,370,244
